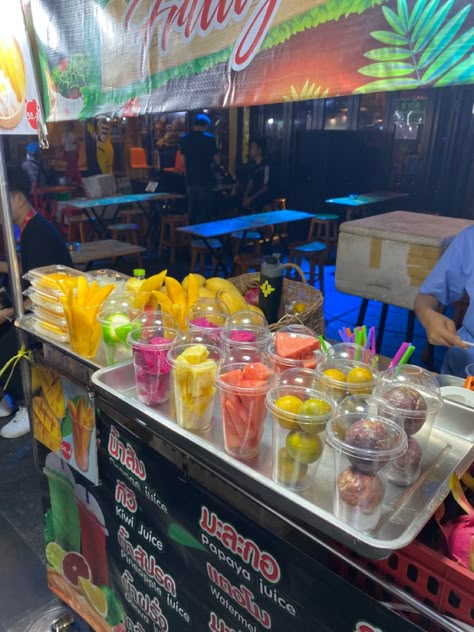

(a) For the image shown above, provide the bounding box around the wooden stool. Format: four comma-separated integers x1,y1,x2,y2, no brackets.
190,239,222,274
60,207,91,243
158,214,189,264
288,241,327,293
108,223,143,267
232,253,267,275
311,213,339,249
231,229,263,256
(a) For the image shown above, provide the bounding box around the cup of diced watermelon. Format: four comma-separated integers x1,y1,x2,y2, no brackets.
168,342,222,432
216,361,275,460
266,384,335,490
267,330,322,374
127,326,178,406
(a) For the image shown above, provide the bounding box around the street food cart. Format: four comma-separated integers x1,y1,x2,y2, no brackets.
1,1,473,631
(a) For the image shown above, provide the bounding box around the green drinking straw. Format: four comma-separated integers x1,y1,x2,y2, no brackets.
362,325,367,347
398,345,415,366
354,329,361,360
319,335,328,352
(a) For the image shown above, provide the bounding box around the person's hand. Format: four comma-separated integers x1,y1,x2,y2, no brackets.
423,311,468,348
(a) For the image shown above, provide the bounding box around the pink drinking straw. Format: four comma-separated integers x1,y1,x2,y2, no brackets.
388,341,410,368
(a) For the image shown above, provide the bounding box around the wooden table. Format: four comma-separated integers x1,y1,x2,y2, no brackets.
178,210,314,274
326,191,410,221
66,192,186,241
70,240,145,269
0,240,145,274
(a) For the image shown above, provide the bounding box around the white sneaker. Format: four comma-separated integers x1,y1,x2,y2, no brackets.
0,395,15,418
0,407,30,438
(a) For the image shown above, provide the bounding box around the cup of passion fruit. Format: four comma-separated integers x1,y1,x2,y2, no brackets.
315,358,378,402
266,384,335,490
326,410,407,532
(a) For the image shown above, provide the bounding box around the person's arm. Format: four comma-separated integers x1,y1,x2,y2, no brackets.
414,292,468,348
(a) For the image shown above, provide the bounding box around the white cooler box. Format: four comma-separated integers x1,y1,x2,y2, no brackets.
335,211,474,310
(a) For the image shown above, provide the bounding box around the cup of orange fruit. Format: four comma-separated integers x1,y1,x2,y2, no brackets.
266,385,335,490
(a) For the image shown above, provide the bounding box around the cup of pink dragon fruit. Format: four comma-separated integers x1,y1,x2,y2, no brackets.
127,326,178,406
221,313,272,352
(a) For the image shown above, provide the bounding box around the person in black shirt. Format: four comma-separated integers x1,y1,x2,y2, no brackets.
180,113,219,223
0,167,73,438
243,138,272,213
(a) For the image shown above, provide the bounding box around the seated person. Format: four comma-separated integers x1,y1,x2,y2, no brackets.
414,225,473,377
0,167,73,439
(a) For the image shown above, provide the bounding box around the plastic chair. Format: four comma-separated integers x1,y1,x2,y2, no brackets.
130,147,152,169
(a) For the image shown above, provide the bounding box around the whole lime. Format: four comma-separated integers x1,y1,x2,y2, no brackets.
276,447,308,485
274,394,303,429
286,429,323,464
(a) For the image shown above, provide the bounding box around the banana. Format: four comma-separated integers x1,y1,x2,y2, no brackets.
216,289,248,314
205,278,241,295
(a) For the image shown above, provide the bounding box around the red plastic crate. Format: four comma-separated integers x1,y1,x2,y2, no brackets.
330,541,474,628
373,541,474,626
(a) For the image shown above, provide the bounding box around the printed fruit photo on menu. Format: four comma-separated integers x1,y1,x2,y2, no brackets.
0,34,26,129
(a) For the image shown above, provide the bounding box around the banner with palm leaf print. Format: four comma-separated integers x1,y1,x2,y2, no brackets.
27,0,474,120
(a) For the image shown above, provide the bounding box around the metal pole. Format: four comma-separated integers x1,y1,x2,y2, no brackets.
0,137,38,468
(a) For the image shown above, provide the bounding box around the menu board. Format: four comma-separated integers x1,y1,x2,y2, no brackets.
41,407,422,632
0,0,43,134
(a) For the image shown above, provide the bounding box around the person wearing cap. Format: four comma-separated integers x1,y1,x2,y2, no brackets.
22,142,48,189
179,113,219,223
0,167,72,439
414,225,473,377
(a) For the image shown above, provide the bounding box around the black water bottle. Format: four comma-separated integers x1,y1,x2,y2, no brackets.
258,255,283,324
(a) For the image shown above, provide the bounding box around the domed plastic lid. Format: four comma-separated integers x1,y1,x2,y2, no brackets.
278,367,318,388
375,364,442,413
326,342,373,365
225,309,268,328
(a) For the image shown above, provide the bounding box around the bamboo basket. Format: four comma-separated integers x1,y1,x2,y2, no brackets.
228,264,325,335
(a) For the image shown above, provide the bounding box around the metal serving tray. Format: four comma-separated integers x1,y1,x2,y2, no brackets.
92,361,474,559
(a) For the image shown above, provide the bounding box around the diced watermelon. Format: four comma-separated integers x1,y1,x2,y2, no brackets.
275,332,319,360
219,369,243,386
242,362,273,381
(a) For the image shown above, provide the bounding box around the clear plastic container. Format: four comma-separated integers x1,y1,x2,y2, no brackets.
187,299,228,342
30,316,70,343
221,322,272,352
315,358,378,402
374,364,443,486
23,265,86,298
97,294,142,366
168,342,222,432
326,411,407,531
268,327,321,373
24,287,66,314
278,368,318,389
222,346,267,364
88,269,130,288
266,384,335,490
216,361,275,460
326,342,374,366
31,305,68,331
225,309,268,328
127,326,178,406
